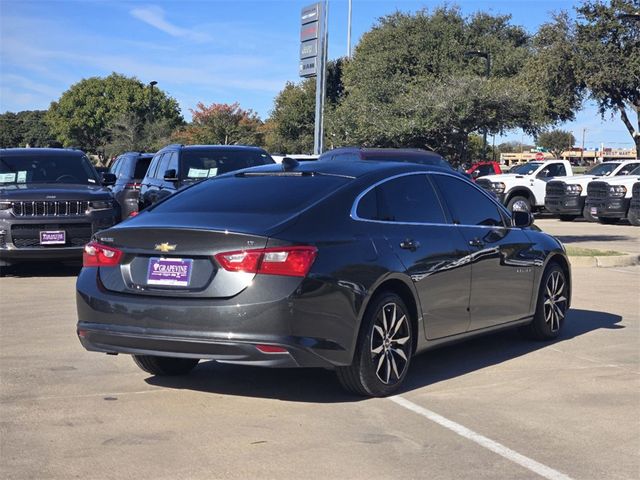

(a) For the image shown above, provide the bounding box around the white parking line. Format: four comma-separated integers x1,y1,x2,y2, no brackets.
389,395,574,480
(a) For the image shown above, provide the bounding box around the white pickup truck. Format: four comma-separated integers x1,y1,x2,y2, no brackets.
585,165,640,225
475,159,573,212
544,160,640,221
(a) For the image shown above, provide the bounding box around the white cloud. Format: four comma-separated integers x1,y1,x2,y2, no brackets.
130,5,211,43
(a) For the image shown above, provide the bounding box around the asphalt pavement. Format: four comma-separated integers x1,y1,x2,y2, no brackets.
1,220,639,480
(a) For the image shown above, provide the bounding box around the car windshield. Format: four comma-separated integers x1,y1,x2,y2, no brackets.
586,163,620,176
510,162,542,175
180,149,274,179
0,154,99,185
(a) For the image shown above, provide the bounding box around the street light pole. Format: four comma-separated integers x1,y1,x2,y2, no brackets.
347,0,352,58
149,80,158,123
464,50,491,160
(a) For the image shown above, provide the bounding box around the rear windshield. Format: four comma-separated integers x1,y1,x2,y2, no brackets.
0,154,99,185
363,153,452,170
133,157,153,179
151,174,349,215
180,149,274,179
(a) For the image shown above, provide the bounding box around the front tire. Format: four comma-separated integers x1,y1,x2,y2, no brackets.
132,355,199,376
559,215,577,222
507,195,531,213
521,264,568,340
628,209,640,226
598,217,619,225
336,293,413,397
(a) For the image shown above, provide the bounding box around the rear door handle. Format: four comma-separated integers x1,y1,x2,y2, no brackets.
400,239,420,251
468,238,484,248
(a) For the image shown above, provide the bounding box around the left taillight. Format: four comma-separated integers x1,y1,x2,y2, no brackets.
83,241,123,267
214,246,317,278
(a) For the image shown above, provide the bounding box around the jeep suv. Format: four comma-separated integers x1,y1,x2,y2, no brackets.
0,148,118,267
139,144,274,207
108,152,154,219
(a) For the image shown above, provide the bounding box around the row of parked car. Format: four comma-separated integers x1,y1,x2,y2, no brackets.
472,158,640,226
0,145,455,267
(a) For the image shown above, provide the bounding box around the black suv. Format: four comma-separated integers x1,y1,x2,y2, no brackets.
139,144,274,207
108,152,154,219
319,147,452,169
0,148,118,267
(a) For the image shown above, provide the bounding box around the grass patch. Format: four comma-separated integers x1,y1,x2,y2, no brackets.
565,246,624,257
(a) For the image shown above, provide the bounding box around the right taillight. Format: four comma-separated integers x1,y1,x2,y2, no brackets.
125,182,141,190
83,241,123,267
214,246,317,277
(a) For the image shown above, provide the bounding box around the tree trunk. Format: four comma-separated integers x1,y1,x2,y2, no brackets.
618,104,639,158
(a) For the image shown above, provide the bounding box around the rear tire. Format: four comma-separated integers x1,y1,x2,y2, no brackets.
336,293,413,397
507,196,531,213
582,205,597,222
132,355,199,376
628,209,640,226
520,263,568,341
559,215,577,222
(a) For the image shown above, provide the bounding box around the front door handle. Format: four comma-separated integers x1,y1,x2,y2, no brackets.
400,239,420,251
469,238,484,248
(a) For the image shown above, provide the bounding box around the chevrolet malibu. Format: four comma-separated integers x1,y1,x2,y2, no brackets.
76,160,571,396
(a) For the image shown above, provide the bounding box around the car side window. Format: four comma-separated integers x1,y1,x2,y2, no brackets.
167,152,179,174
356,174,446,224
432,174,505,227
542,163,566,177
147,154,161,179
157,153,171,179
478,164,493,176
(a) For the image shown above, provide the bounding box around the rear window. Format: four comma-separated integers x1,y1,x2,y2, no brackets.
133,157,152,179
180,149,274,179
151,174,349,214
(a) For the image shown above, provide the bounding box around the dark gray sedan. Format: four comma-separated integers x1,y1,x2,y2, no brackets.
76,160,571,396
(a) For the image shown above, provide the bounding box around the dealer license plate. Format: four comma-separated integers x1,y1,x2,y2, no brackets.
590,207,598,216
39,230,66,245
147,257,193,287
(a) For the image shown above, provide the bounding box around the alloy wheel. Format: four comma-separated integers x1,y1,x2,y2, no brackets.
512,199,530,212
370,302,411,384
543,270,567,332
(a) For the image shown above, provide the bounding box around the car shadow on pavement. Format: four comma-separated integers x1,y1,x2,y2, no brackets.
145,308,622,403
0,262,82,278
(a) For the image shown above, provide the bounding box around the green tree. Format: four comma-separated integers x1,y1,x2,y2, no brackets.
173,102,263,146
537,129,576,157
0,110,57,148
574,0,640,155
46,73,182,157
326,7,544,163
104,113,176,157
266,59,346,154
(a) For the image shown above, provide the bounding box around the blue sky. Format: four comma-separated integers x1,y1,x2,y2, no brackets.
0,0,634,149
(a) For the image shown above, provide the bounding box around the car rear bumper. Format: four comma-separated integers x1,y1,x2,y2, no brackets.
587,198,630,218
75,268,359,368
545,195,585,215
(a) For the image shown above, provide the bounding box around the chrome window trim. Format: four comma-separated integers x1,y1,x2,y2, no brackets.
350,170,511,229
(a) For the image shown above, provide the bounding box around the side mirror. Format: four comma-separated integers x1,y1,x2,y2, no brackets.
512,210,533,228
471,170,480,179
101,173,116,186
163,169,179,182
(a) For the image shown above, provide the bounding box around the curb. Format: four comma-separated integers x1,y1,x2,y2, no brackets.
568,254,640,268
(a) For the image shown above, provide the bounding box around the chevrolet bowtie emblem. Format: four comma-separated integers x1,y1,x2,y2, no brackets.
154,242,176,252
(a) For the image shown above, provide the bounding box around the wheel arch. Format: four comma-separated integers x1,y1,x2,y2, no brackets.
505,187,537,206
358,276,421,356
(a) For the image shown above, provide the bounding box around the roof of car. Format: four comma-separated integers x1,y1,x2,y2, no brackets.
0,148,87,157
235,158,459,179
320,147,444,159
159,144,268,152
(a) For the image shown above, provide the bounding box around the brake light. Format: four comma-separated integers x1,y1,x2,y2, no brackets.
214,246,317,277
83,241,123,267
125,182,141,190
129,211,139,217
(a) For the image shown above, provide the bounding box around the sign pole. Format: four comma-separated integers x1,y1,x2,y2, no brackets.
300,2,328,155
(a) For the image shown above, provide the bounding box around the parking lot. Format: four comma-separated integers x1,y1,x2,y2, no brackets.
1,219,639,480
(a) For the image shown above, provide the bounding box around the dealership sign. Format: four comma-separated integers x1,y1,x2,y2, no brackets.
299,3,324,78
